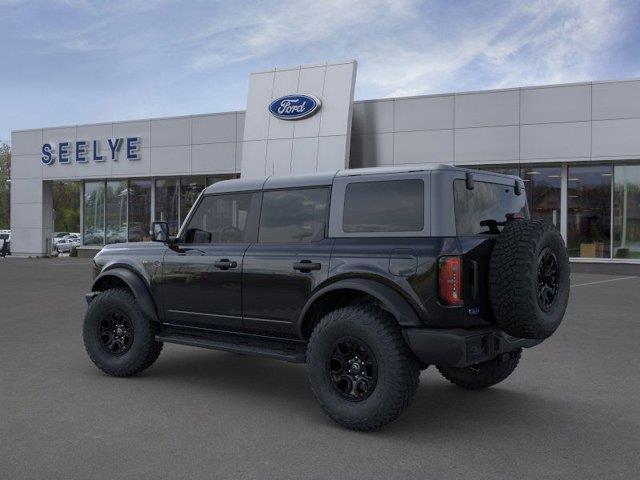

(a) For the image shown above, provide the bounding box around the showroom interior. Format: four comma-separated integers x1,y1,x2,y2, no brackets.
10,60,640,263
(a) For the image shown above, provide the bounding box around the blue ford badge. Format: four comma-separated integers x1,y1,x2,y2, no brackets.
268,94,321,120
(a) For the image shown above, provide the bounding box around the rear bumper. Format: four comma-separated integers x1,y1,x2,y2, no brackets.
403,326,542,368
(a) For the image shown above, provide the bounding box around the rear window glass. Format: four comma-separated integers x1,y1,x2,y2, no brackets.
454,179,528,234
343,179,424,233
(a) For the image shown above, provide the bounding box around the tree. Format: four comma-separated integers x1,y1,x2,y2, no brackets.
53,181,80,232
0,142,10,229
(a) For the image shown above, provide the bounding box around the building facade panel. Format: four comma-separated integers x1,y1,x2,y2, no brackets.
520,122,590,160
592,118,640,158
151,117,191,147
454,125,519,164
454,90,519,128
394,95,454,132
293,66,325,138
352,100,394,135
592,80,640,120
192,113,237,145
150,145,191,175
394,129,453,164
521,84,591,124
349,132,394,168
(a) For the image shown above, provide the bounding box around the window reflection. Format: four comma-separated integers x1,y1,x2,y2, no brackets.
567,165,612,258
128,179,151,242
155,178,180,236
613,165,640,259
180,176,206,222
522,166,561,227
83,181,105,246
105,180,128,244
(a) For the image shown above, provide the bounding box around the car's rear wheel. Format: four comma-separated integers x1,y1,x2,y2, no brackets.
83,288,163,377
307,304,420,431
437,348,521,390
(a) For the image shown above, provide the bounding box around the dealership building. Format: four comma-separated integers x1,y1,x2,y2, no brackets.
9,59,640,263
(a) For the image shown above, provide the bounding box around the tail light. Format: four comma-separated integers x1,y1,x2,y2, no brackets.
438,256,462,306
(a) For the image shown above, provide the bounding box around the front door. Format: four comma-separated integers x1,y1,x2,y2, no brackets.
242,187,332,335
161,191,261,330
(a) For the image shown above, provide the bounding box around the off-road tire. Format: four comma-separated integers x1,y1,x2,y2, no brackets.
307,304,420,431
489,219,570,339
437,348,521,390
83,288,163,377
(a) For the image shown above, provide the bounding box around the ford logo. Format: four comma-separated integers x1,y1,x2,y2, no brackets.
268,94,321,120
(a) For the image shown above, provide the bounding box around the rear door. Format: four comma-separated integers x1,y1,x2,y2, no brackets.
242,187,333,335
161,191,261,330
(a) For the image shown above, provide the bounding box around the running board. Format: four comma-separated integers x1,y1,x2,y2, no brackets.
156,327,307,364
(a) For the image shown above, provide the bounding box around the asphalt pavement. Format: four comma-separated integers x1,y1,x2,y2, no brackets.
1,257,639,480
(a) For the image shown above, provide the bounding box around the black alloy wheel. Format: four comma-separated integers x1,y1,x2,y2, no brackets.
98,310,134,356
329,337,378,401
537,247,559,311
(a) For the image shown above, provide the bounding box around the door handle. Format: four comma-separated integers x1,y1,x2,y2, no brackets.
293,260,321,272
214,259,238,270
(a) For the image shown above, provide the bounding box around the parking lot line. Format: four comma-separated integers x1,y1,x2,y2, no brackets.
571,276,637,288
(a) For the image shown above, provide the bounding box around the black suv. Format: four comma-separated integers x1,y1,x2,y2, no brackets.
83,165,569,430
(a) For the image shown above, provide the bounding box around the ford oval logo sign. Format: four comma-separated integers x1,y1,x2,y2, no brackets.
268,94,321,120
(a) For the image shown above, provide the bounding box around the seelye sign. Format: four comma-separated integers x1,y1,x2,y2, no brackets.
268,94,321,120
41,137,141,165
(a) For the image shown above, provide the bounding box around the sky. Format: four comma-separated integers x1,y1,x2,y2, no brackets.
1,0,639,144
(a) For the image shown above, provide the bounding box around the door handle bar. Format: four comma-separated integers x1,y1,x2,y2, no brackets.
293,261,321,272
214,259,238,270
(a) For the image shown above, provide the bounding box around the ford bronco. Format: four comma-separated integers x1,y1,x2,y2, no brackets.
83,165,569,430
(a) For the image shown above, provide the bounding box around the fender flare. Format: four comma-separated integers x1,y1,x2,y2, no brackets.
92,267,159,322
298,278,422,336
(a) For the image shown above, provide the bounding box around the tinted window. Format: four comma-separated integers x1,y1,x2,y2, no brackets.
454,179,528,235
343,179,424,233
184,193,259,244
259,188,329,243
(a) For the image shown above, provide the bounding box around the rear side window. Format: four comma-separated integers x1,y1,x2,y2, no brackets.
454,179,528,235
343,179,424,232
259,188,329,243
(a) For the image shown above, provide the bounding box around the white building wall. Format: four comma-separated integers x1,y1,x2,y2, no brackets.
349,78,640,168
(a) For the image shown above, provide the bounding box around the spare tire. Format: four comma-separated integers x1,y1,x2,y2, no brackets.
489,219,569,339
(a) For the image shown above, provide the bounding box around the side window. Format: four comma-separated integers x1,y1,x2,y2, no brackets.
183,193,259,244
259,188,329,243
343,179,424,232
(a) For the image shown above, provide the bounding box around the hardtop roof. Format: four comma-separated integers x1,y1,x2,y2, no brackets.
203,164,520,195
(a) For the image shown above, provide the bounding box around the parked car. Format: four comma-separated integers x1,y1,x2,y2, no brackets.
55,236,81,253
0,229,10,256
83,165,570,431
52,232,70,247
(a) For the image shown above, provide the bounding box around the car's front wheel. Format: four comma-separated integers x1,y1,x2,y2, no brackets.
83,288,163,377
307,304,420,431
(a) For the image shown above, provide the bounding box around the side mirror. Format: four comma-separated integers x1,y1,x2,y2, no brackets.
151,221,170,243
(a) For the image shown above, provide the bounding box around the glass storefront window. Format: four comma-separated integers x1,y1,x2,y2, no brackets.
128,179,152,242
83,181,105,245
521,166,561,227
567,165,612,258
105,180,128,244
613,165,640,259
180,176,206,223
155,178,180,236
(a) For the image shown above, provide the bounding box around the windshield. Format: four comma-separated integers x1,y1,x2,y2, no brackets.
454,179,528,235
